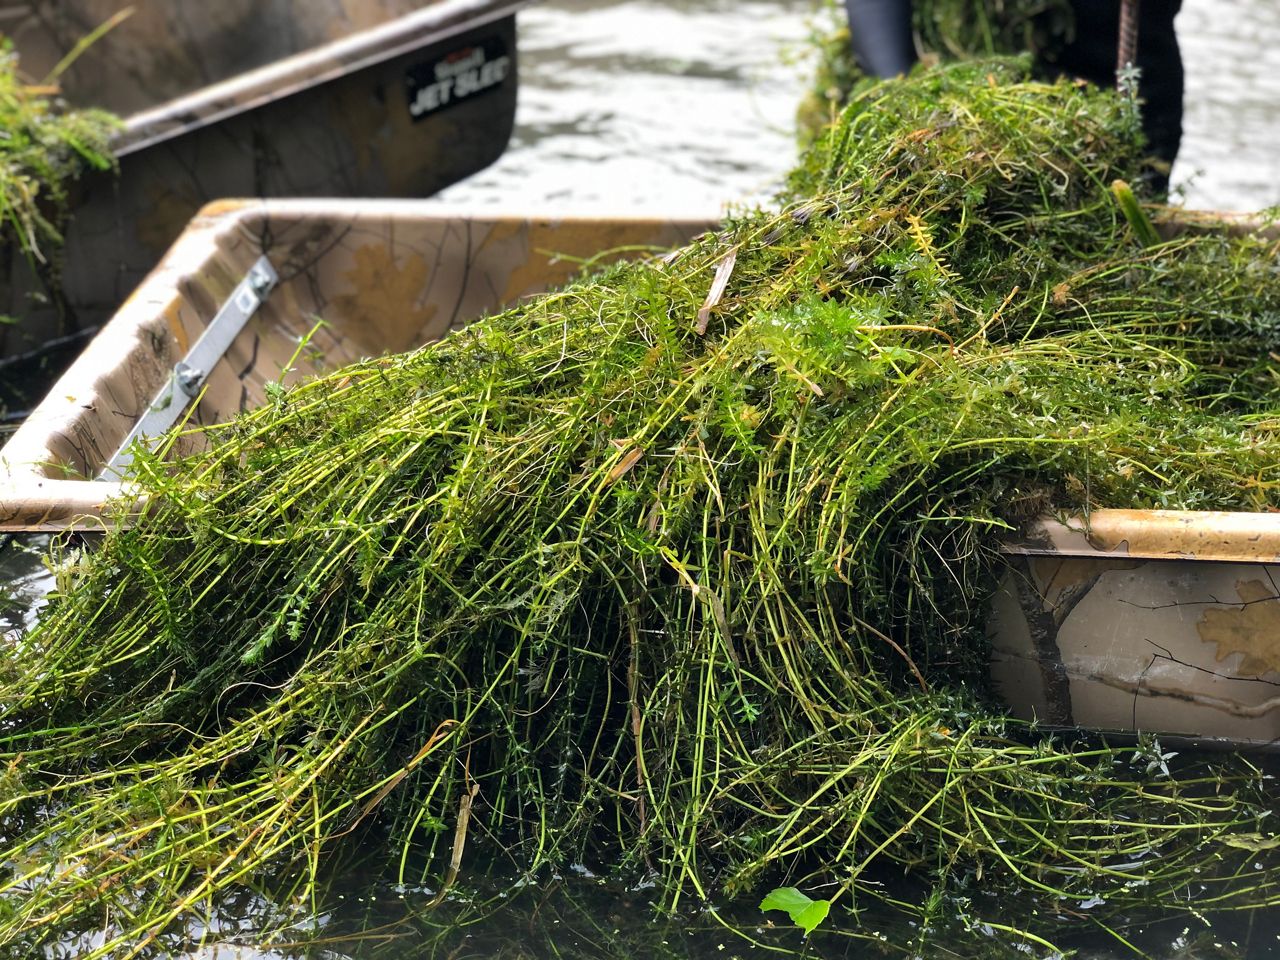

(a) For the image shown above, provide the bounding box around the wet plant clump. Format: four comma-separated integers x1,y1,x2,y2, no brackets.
799,0,1073,141
0,38,117,408
2,61,1280,958
0,41,116,326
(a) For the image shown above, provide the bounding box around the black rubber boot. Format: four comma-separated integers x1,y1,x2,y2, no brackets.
844,0,917,78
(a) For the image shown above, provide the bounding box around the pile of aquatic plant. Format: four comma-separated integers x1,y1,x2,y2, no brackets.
799,0,1073,139
0,38,116,362
0,40,116,259
912,0,1073,62
2,60,1280,958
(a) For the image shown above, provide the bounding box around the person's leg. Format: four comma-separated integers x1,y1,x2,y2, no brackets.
1135,0,1183,176
844,0,916,78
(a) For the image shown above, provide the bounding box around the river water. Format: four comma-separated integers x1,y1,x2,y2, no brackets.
434,0,816,215
439,0,1280,215
1176,0,1280,213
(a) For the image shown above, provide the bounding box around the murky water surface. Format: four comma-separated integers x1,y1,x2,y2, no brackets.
6,1,1280,956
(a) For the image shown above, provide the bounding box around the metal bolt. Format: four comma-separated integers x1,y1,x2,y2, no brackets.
175,363,205,396
249,267,273,295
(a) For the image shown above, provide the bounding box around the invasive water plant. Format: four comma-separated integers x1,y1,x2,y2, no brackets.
1,60,1279,958
0,41,115,281
799,0,1073,139
0,39,116,383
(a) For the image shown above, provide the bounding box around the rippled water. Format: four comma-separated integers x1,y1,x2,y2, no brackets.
439,0,1280,215
1176,0,1280,212
434,0,815,214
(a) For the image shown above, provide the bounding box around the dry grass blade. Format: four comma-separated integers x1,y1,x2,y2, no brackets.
696,249,737,335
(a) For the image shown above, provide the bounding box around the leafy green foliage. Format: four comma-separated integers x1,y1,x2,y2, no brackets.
798,0,1073,142
1,60,1279,958
0,42,115,252
0,40,117,341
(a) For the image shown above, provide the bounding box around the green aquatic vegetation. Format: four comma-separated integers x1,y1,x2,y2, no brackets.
799,0,1073,141
0,42,116,284
913,0,1072,61
2,61,1280,958
0,39,116,378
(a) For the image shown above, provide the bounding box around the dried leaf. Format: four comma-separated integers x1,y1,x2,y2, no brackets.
696,249,738,335
607,446,644,483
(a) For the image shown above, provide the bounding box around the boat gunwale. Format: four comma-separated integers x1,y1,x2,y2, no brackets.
0,198,723,530
113,0,530,157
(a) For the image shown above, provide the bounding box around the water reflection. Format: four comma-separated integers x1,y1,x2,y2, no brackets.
70,864,1280,959
0,533,52,636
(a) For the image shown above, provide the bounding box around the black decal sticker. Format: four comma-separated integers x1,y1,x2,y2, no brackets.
405,35,511,122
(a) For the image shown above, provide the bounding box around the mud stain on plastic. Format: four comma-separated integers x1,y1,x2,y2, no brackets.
1196,579,1280,676
1013,556,1145,725
333,244,438,352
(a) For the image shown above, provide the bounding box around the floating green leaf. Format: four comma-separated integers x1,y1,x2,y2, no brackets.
760,887,832,935
760,886,813,915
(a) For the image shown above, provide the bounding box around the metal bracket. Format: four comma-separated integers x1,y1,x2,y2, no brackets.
101,255,278,479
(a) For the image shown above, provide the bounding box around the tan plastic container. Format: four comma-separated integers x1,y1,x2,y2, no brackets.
2,200,1276,748
985,210,1280,748
0,0,527,357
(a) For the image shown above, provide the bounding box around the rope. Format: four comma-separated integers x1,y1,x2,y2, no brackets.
1116,0,1141,87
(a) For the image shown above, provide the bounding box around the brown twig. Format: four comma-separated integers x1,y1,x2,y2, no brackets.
627,609,654,872
430,762,480,908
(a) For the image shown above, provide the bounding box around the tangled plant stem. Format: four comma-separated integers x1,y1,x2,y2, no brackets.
798,0,1073,143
